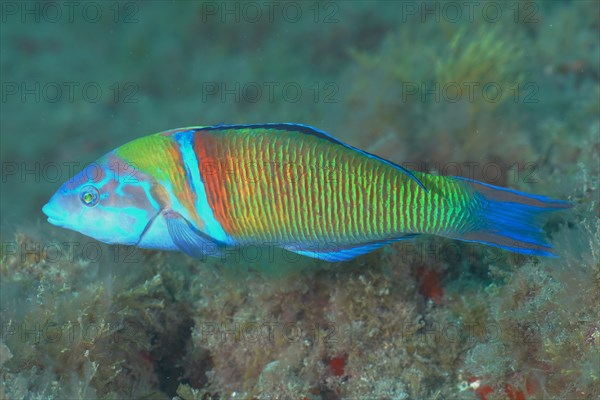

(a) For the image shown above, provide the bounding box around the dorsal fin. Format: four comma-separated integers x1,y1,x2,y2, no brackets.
197,123,428,192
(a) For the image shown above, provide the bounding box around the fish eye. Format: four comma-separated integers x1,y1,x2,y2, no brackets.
80,185,99,207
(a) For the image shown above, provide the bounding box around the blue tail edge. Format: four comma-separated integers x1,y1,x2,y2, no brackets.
454,177,571,257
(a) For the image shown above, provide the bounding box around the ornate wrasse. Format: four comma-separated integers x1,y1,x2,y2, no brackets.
42,123,570,261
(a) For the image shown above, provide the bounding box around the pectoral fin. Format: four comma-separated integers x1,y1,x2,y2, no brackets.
163,210,224,258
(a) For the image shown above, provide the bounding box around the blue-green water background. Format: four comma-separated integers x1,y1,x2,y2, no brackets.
1,1,599,399
2,1,596,236
2,1,387,232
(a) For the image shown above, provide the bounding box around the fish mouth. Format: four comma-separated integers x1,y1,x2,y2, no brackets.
42,203,65,226
46,217,63,226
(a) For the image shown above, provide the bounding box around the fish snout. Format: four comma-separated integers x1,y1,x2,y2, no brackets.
42,202,66,226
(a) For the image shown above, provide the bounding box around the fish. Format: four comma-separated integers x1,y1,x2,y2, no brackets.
42,123,571,262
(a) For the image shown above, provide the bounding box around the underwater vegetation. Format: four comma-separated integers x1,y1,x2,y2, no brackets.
1,1,599,399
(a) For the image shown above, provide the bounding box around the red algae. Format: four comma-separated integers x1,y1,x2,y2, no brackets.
417,267,444,305
328,354,347,377
505,384,527,400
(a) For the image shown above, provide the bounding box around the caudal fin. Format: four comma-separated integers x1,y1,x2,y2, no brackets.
453,177,571,257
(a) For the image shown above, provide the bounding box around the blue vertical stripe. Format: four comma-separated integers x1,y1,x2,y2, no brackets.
174,131,230,244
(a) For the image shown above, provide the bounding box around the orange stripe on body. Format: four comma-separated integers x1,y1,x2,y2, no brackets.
192,133,235,235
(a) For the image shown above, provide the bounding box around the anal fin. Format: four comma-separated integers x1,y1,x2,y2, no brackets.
285,234,417,262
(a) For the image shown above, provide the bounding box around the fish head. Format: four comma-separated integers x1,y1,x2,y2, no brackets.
42,152,162,245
